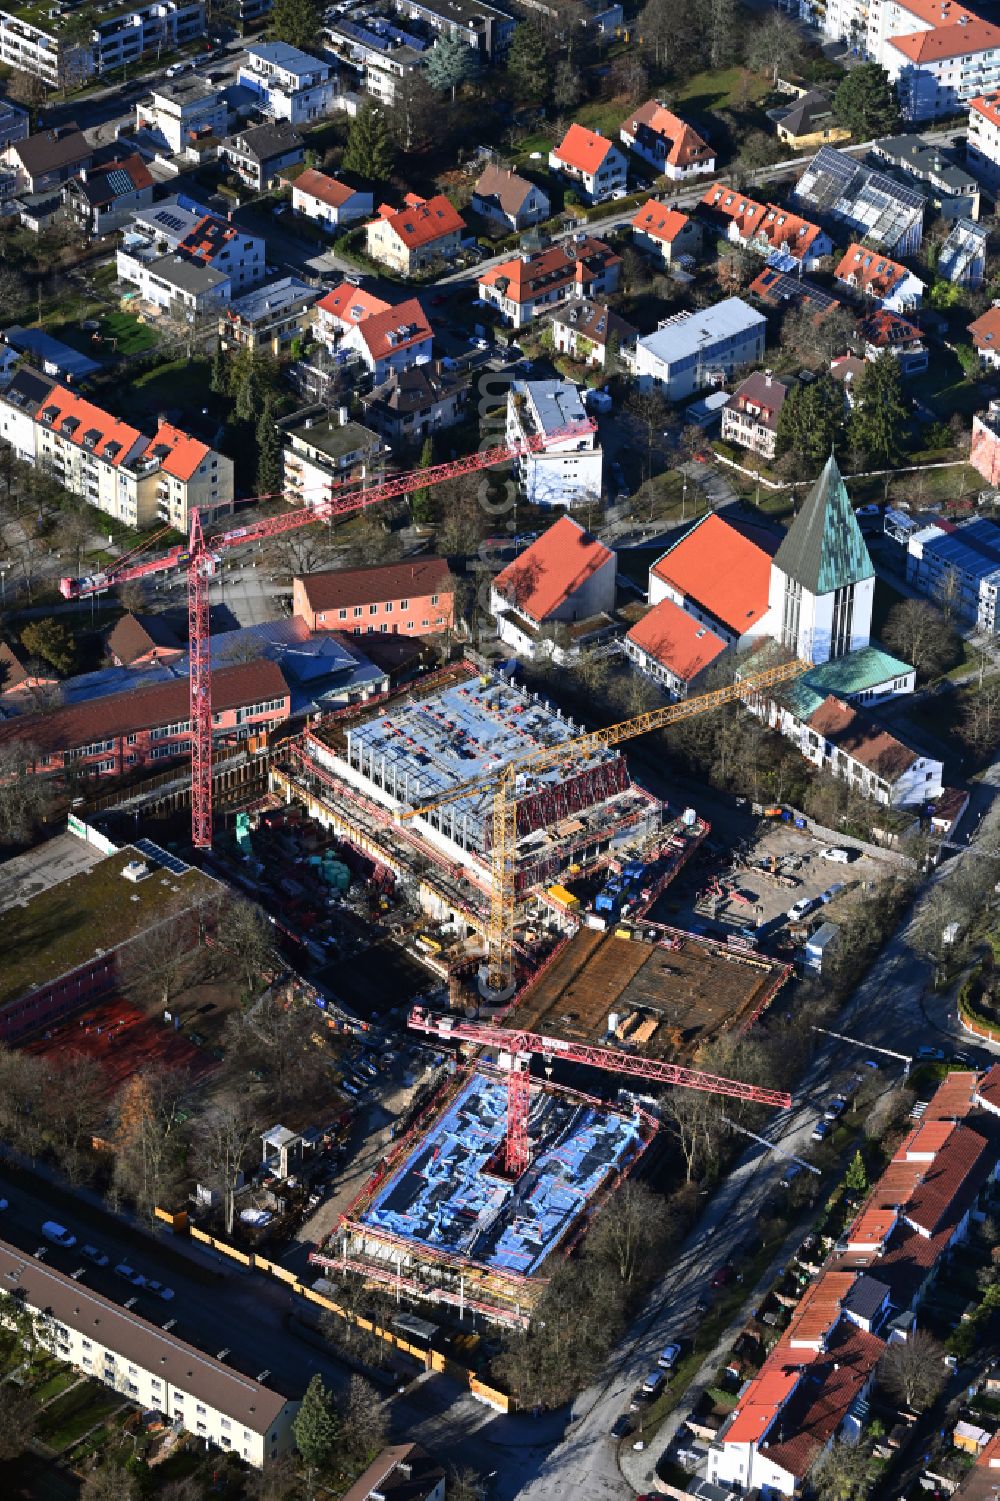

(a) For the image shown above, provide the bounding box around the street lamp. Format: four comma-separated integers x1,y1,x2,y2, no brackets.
0,563,8,608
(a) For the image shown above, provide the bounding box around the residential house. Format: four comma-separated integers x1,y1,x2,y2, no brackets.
939,217,988,286
396,0,514,57
238,42,338,126
340,1446,446,1501
106,613,183,668
0,1235,298,1465
631,298,767,401
548,123,627,202
550,300,636,369
0,658,290,780
969,90,1000,186
293,556,453,636
219,123,304,191
323,14,428,107
2,125,92,194
360,361,469,442
314,280,393,347
648,512,780,650
619,101,715,179
339,297,433,383
771,88,849,149
625,596,728,698
905,513,1000,630
968,305,1000,366
218,277,319,355
0,639,58,697
630,202,702,266
478,235,620,328
721,371,791,460
971,399,1000,485
859,308,929,376
748,265,844,325
291,169,374,230
793,146,924,255
490,515,616,661
0,97,27,152
0,368,234,531
700,184,832,269
279,407,384,511
871,134,980,219
63,155,154,236
833,243,925,312
471,164,550,231
365,193,465,275
505,378,602,506
135,76,228,157
117,200,266,315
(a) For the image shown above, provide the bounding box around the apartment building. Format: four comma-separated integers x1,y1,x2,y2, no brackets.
280,408,384,511
478,235,620,328
136,76,229,156
219,277,319,355
548,123,627,202
721,371,791,460
0,658,290,779
238,41,338,126
0,1237,297,1465
471,164,550,232
293,556,453,635
871,133,980,217
365,193,465,274
117,199,265,315
0,368,233,530
969,88,1000,184
619,101,715,179
700,183,833,269
0,0,204,89
490,515,616,661
0,94,27,152
292,169,373,230
219,122,304,190
395,0,514,57
324,11,429,107
631,298,767,400
505,378,602,507
630,202,702,266
905,514,1000,629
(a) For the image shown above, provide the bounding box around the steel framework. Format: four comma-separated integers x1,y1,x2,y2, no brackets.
408,1006,792,1177
58,420,595,848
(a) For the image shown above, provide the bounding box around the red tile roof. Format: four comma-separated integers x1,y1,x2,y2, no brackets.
493,516,613,623
479,237,620,306
151,420,211,483
317,283,392,325
651,515,775,635
622,102,713,169
921,1070,977,1122
970,89,1000,129
631,202,692,244
888,16,1000,62
355,298,432,361
701,184,827,261
861,309,924,349
976,1064,1000,1114
904,1122,988,1234
293,168,357,208
36,385,145,470
551,123,620,176
760,1320,885,1479
784,1272,857,1348
374,195,465,251
625,597,726,681
806,696,919,781
0,660,289,759
834,244,910,300
969,306,1000,351
296,557,452,614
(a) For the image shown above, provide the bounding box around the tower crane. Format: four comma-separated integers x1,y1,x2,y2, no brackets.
401,656,805,999
408,1007,792,1177
57,418,596,849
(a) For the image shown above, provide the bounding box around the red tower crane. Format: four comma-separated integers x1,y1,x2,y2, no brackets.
58,420,595,848
407,1006,792,1178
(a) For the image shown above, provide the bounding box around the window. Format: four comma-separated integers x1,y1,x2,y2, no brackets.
399,598,409,609
353,606,363,618
369,603,378,614
431,593,439,604
385,601,392,613
338,608,347,619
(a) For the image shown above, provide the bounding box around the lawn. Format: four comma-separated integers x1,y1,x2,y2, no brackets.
98,310,159,356
37,1382,123,1452
673,66,772,115
32,1369,80,1405
909,352,985,423
111,356,218,425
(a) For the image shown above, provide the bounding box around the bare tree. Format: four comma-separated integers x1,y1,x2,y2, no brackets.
121,921,198,1015
812,1438,878,1501
661,1086,724,1182
0,741,53,845
111,1067,191,1220
878,1329,947,1410
194,1093,260,1236
584,1180,670,1285
448,1469,484,1501
883,598,959,678
343,1374,388,1464
0,1386,37,1459
213,897,276,999
80,1464,141,1501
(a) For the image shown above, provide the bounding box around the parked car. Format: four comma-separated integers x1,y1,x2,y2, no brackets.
780,1163,803,1189
917,1046,945,1061
787,896,819,922
819,847,855,863
114,1263,145,1286
144,1280,174,1301
641,1370,666,1397
811,1119,831,1142
610,1414,634,1439
41,1221,76,1248
657,1343,682,1370
824,1096,847,1121
820,882,846,904
81,1244,109,1266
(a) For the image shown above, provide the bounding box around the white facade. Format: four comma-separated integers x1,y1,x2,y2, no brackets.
969,93,1000,185
238,42,338,125
137,78,228,156
774,699,943,805
0,0,204,89
292,177,373,230
768,567,876,667
505,380,602,507
547,132,627,203
632,299,767,401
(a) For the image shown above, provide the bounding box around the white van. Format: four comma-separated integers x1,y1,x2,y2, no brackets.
41,1221,76,1248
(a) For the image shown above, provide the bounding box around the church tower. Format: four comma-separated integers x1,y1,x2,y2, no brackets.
767,453,875,665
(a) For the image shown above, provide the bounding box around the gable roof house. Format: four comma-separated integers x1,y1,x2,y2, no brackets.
478,236,621,328
721,371,791,460
471,164,550,231
700,184,832,269
2,125,92,193
550,299,637,369
360,361,470,444
365,194,466,275
625,596,728,698
630,202,703,265
63,154,154,235
490,516,617,661
548,123,627,202
833,243,925,313
293,557,453,637
106,612,183,668
291,169,374,231
969,305,1000,367
219,122,304,191
649,512,780,649
859,309,928,376
771,88,850,150
313,284,433,382
620,102,715,179
340,1445,445,1501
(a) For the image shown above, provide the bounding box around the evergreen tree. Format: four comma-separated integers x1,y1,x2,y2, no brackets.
774,375,845,474
506,22,551,105
411,436,435,522
849,350,908,466
845,1149,868,1194
234,360,261,424
834,63,899,139
210,337,227,395
343,100,395,182
268,0,322,52
293,1374,339,1477
426,34,479,101
255,397,283,498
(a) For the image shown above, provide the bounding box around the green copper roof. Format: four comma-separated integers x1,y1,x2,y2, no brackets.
772,453,875,596
784,644,914,721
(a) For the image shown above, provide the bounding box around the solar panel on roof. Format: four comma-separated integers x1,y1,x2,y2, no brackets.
134,838,190,876
106,168,134,198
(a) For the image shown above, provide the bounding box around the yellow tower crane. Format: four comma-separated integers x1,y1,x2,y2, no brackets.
401,656,805,1000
